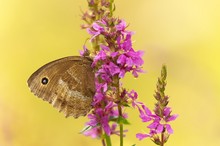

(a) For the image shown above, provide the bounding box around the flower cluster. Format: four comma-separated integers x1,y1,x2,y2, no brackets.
81,0,114,29
89,19,144,77
80,1,177,146
136,105,177,141
136,65,178,145
83,101,119,137
81,18,144,138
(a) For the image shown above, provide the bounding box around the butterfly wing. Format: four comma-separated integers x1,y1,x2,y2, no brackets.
27,56,95,118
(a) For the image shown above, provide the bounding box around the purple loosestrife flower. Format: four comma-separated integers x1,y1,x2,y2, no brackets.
81,1,177,146
86,101,118,136
83,126,101,138
88,19,144,80
79,45,90,56
87,20,107,40
136,105,178,140
81,1,146,145
126,90,142,108
136,65,178,145
82,18,144,138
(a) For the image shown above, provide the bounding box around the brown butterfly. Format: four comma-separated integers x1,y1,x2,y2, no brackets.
27,56,95,118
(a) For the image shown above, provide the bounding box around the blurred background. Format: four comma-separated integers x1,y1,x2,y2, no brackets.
1,0,220,146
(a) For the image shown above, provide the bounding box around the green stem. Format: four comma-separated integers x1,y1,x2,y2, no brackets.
118,105,124,146
105,134,112,146
100,127,106,146
115,75,123,146
109,0,115,16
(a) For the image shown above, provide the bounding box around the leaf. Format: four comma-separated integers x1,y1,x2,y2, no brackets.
118,116,130,125
109,117,117,122
109,116,130,125
80,125,92,133
122,103,130,107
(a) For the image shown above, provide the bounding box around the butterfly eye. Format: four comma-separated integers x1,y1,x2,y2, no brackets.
41,77,49,85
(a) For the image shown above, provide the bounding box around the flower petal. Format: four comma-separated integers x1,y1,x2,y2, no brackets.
136,133,150,140
148,121,158,129
156,124,164,133
141,105,152,116
166,124,173,134
167,114,178,122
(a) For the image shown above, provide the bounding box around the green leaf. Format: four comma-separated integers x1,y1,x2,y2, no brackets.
109,117,118,122
118,116,130,125
122,103,130,107
80,125,92,134
109,116,130,125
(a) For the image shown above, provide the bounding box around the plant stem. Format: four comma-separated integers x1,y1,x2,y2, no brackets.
161,132,164,146
102,138,106,146
100,127,106,146
118,104,124,146
115,76,123,146
109,0,114,16
105,134,112,146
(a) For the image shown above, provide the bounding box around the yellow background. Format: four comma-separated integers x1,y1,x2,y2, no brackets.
1,0,220,146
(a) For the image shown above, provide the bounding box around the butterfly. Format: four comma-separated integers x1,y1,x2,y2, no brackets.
27,56,95,118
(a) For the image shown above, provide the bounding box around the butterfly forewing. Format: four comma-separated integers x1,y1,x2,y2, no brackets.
27,56,95,118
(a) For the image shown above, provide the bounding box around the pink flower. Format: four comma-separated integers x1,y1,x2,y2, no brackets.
115,20,126,31
87,21,106,40
83,127,101,138
79,45,90,56
136,105,178,140
136,133,150,140
83,18,144,138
